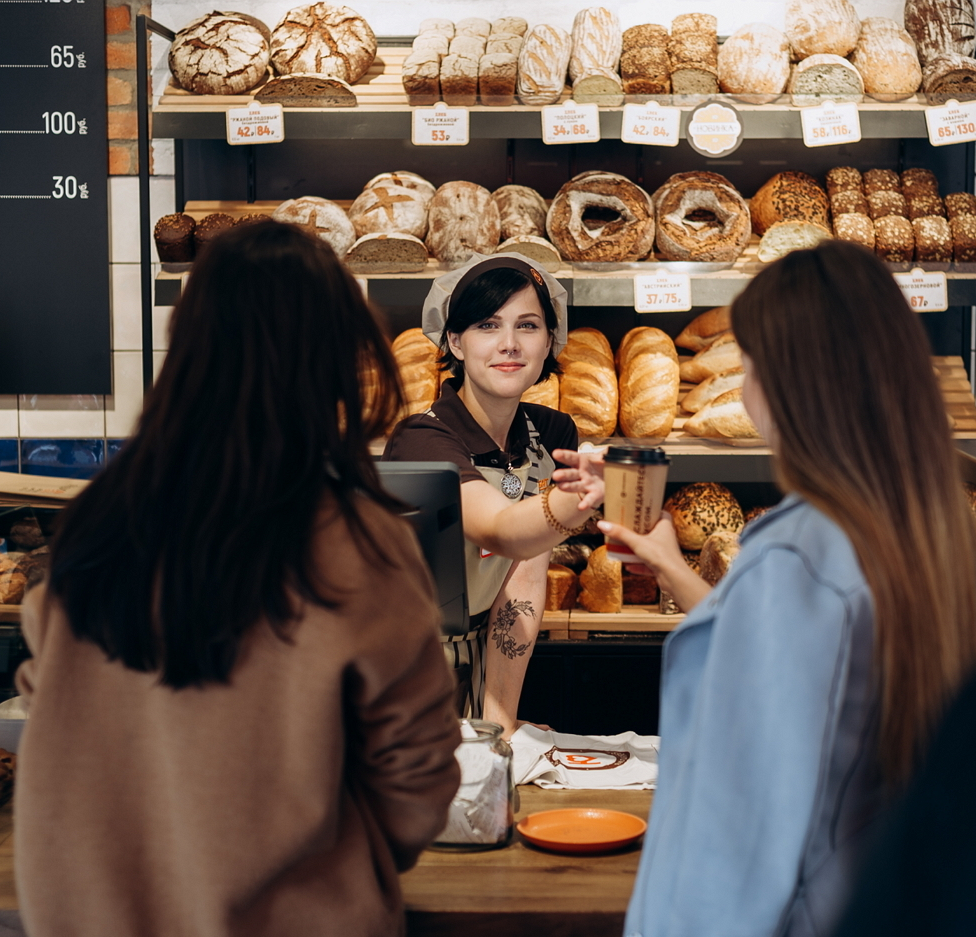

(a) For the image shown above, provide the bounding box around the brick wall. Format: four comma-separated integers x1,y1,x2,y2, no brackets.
106,0,150,175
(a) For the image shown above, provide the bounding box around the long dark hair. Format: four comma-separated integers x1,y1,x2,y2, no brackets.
47,221,404,688
732,239,976,782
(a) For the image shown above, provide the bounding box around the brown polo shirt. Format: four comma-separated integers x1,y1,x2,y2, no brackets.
382,379,578,484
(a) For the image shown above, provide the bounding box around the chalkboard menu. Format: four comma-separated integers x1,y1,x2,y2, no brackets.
0,0,110,394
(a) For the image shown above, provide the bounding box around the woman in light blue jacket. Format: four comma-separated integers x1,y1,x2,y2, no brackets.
599,241,976,937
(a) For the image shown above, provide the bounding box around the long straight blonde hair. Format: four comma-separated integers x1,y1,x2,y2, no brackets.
732,239,976,782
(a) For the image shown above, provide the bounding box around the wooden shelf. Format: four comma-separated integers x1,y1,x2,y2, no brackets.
543,607,684,641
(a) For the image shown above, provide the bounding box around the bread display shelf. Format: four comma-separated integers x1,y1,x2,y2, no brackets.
541,608,684,641
0,606,21,624
152,45,938,141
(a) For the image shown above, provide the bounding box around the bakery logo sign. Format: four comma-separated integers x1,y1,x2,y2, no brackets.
686,102,743,158
544,746,631,770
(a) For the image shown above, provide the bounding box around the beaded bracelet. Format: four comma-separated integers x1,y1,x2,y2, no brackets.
541,484,592,538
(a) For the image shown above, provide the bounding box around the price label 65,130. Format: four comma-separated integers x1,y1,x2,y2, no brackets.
634,273,692,313
893,268,949,312
226,104,285,145
800,100,861,148
542,102,601,145
925,98,976,147
621,102,680,146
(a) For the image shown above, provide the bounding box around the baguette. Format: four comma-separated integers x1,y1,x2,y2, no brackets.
678,333,741,383
674,307,732,351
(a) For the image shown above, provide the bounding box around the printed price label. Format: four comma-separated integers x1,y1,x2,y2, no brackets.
621,102,680,146
411,103,469,146
893,268,949,312
925,98,976,147
226,103,285,146
634,273,692,312
541,102,601,145
801,100,861,147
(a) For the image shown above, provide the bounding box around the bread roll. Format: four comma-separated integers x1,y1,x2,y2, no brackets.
517,24,572,106
392,328,438,417
578,545,622,613
785,0,860,58
269,3,376,82
520,373,560,409
348,184,428,239
904,0,976,68
913,215,953,263
495,235,562,273
679,333,741,383
557,328,618,437
674,307,732,352
826,166,863,196
717,23,791,102
664,482,744,552
169,12,270,95
618,348,680,439
750,171,830,236
833,213,875,250
684,387,761,441
344,232,429,273
569,7,622,82
756,221,832,263
789,53,864,105
492,185,548,240
546,563,579,611
849,18,922,99
680,367,744,413
272,197,355,258
425,182,500,263
699,530,741,585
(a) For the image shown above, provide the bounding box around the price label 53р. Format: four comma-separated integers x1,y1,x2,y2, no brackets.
226,103,285,145
542,102,601,144
801,100,861,147
621,102,680,146
925,98,976,147
893,268,949,312
411,103,470,146
634,273,692,313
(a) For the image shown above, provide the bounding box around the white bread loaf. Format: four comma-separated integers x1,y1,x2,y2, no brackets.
785,0,860,58
904,0,976,67
679,333,741,383
616,326,678,371
392,327,439,417
546,563,579,611
789,53,864,105
557,328,618,438
269,3,376,82
849,18,922,98
572,67,624,105
717,23,790,102
272,196,355,258
492,185,548,240
517,25,572,105
757,220,833,263
683,387,760,440
569,7,622,82
348,184,428,239
425,182,500,263
674,307,732,352
618,328,680,438
681,367,744,413
495,235,562,273
344,232,429,273
365,171,435,199
521,373,560,409
169,13,270,95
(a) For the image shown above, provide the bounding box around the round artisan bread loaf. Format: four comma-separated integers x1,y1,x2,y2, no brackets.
391,327,439,417
664,482,744,552
557,327,618,438
272,196,355,257
344,233,429,274
750,171,830,236
904,0,976,67
364,171,435,199
785,0,860,58
169,12,270,95
348,184,429,238
269,3,376,82
547,172,655,263
699,529,741,585
617,327,680,439
849,17,922,99
492,185,548,240
653,173,751,263
717,23,791,101
425,181,500,263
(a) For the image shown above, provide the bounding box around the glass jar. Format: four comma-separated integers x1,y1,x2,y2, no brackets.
432,719,514,851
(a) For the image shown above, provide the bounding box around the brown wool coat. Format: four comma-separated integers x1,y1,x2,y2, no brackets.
13,498,461,937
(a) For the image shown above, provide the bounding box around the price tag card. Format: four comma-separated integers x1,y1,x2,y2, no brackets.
800,100,861,147
634,273,692,313
541,102,601,145
226,103,285,145
620,102,680,146
411,103,469,146
925,98,976,146
893,268,949,312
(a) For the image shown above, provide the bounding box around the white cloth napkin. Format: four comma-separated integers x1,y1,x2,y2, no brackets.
511,726,660,790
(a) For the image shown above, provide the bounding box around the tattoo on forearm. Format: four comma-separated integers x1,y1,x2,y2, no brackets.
491,599,535,660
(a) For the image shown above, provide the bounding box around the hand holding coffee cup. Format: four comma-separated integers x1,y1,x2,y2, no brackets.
602,447,671,564
552,448,606,511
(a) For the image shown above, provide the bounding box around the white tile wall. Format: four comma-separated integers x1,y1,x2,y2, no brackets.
18,395,105,439
0,398,17,438
105,352,144,438
111,262,142,352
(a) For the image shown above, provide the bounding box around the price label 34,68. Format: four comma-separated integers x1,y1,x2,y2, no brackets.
925,98,976,147
226,103,285,145
621,102,680,146
411,103,470,146
801,100,861,148
893,268,949,312
542,102,601,145
634,273,692,313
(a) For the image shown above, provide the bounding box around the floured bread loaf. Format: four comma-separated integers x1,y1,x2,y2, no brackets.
679,333,742,383
456,17,491,38
493,185,548,240
757,220,833,263
349,184,429,238
365,171,435,199
517,24,572,105
521,373,560,409
344,232,428,273
684,388,761,441
674,306,732,352
270,3,376,82
850,18,922,99
401,52,441,105
717,23,791,102
750,171,830,236
579,545,622,613
785,0,860,58
449,35,486,59
485,34,523,56
546,564,579,611
493,17,527,37
905,0,976,67
425,182,500,263
418,18,454,38
272,196,355,258
922,52,976,100
169,12,270,95
547,172,655,263
569,7,622,82
789,53,864,105
392,327,439,417
834,213,875,249
495,236,562,273
572,67,625,105
440,54,479,106
681,367,744,413
412,34,449,57
618,328,680,439
557,327,618,437
700,530,741,585
664,482,744,552
255,74,356,105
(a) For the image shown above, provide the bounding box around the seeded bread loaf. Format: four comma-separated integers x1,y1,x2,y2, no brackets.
907,194,946,220
831,190,869,216
849,17,923,99
669,31,718,69
874,214,915,262
623,24,668,53
789,52,864,105
750,171,830,236
272,196,355,258
866,190,908,220
169,12,270,95
345,232,429,273
901,168,940,196
154,213,196,262
425,181,500,263
785,0,860,58
663,482,744,552
569,7,622,82
517,24,572,105
946,192,976,218
193,212,236,253
557,327,618,438
833,212,875,249
951,213,976,262
912,215,953,263
269,3,376,82
717,23,791,101
620,46,671,95
904,0,976,67
863,168,901,195
826,166,863,195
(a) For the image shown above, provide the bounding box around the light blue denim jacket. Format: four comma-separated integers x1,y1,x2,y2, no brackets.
625,493,884,937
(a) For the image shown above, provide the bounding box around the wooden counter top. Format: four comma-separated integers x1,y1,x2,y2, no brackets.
402,786,652,937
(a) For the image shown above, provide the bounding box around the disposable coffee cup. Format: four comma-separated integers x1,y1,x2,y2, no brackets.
602,446,670,565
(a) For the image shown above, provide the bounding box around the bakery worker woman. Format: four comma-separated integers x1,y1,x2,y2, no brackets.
383,253,603,737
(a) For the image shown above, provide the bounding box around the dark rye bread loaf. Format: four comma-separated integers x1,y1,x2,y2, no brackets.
866,190,907,220
834,212,875,249
154,213,195,262
901,167,939,196
906,193,946,220
951,213,976,262
922,52,976,99
863,168,900,194
904,0,976,67
913,215,953,263
874,214,915,262
826,166,863,195
946,192,976,218
344,233,428,273
193,213,236,253
749,172,830,236
831,189,868,216
255,74,357,106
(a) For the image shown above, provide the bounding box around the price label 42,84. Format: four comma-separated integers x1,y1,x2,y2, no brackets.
801,100,861,148
634,273,692,313
621,102,680,146
925,98,976,147
226,103,285,145
411,103,470,146
542,102,601,145
893,268,949,312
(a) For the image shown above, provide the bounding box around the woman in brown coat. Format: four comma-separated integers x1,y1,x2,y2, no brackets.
14,222,461,937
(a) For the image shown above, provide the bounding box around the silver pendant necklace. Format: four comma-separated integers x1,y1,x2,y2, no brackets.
500,463,524,499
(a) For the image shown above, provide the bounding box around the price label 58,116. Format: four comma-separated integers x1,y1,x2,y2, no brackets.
801,100,861,148
634,273,692,313
542,102,601,145
226,103,285,145
621,102,680,146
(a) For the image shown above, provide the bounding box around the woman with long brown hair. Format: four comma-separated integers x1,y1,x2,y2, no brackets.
13,221,461,937
601,240,976,937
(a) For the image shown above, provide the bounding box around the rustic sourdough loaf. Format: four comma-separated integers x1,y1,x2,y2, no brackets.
785,0,860,58
492,185,548,240
440,54,479,106
255,74,357,106
401,52,440,105
272,196,356,257
485,34,523,56
569,7,622,82
418,18,453,37
348,184,428,238
479,52,518,105
922,52,976,100
269,3,376,82
620,46,671,95
904,0,976,67
425,181,499,263
653,174,751,262
849,17,922,99
169,12,270,95
517,24,572,105
365,171,435,198
717,23,791,102
789,53,864,105
495,236,562,273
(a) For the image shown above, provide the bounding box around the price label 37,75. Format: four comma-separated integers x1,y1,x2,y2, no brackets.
411,103,470,146
800,100,861,148
542,102,601,145
925,98,976,147
634,273,692,313
893,268,949,312
226,104,285,145
620,102,680,146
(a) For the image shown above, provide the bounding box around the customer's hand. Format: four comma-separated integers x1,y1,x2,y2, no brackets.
597,513,684,580
552,449,605,511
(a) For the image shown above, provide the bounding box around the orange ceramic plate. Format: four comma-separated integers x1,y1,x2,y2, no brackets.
516,808,647,854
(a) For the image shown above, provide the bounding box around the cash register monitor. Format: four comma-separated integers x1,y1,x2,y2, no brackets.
375,461,469,637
